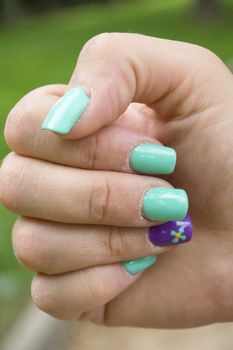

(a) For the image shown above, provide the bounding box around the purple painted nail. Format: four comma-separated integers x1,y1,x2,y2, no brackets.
149,215,192,247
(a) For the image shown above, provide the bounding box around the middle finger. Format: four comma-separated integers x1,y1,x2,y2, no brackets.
0,153,188,227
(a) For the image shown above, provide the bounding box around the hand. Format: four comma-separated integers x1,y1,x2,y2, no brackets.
1,33,233,328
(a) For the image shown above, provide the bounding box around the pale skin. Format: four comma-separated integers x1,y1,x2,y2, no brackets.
1,33,233,328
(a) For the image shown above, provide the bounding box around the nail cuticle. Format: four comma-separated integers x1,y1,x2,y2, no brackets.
146,232,169,250
124,141,152,174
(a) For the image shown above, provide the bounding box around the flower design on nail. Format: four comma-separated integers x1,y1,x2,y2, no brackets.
149,215,192,247
170,227,187,244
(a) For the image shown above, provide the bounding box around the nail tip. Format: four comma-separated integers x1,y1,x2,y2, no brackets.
41,124,69,134
40,121,69,134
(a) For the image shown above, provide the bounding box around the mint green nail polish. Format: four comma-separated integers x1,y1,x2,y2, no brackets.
123,256,157,275
41,87,89,134
130,144,176,174
143,188,188,221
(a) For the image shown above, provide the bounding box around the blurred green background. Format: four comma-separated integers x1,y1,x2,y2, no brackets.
0,0,233,337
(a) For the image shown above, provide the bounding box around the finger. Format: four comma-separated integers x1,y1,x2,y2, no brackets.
0,153,188,226
31,259,157,320
40,33,232,139
5,86,176,175
13,217,191,275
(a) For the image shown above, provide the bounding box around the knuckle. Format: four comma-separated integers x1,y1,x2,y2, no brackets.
80,308,104,325
81,33,117,59
31,275,57,317
0,153,25,212
12,218,47,272
88,178,111,223
4,87,45,153
4,86,55,154
4,105,21,149
4,98,28,151
188,44,222,68
211,262,233,322
82,133,99,170
83,268,107,305
200,47,220,65
104,227,126,258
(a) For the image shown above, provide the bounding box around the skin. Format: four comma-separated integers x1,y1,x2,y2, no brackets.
1,33,233,328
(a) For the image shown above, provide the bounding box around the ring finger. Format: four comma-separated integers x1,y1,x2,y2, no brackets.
12,216,193,275
12,218,166,275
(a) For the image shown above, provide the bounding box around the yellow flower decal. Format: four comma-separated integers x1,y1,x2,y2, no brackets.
170,227,186,244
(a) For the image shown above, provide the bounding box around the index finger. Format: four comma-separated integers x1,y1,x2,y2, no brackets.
40,33,231,139
5,85,176,175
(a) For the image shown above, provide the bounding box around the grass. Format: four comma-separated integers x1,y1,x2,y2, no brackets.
0,0,233,335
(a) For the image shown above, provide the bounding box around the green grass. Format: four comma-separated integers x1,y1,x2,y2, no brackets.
0,0,233,334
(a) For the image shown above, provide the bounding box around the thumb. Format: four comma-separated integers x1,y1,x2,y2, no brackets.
41,33,232,139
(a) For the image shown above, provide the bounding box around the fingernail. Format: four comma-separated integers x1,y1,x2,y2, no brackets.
143,188,188,221
130,144,176,174
41,87,89,134
149,215,192,246
123,256,157,275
